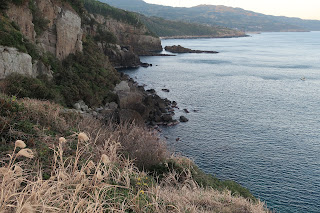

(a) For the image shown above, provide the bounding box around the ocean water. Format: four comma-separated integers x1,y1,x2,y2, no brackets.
122,32,320,213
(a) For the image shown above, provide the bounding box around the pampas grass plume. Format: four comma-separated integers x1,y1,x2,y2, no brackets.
59,137,67,144
78,132,89,142
15,140,26,148
17,149,34,159
101,154,110,164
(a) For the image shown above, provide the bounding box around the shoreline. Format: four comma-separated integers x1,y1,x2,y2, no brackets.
160,34,249,40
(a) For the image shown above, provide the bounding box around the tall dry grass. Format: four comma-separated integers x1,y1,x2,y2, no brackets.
0,95,270,212
0,132,269,213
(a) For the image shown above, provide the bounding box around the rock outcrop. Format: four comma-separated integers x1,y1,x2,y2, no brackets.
6,2,36,42
165,45,218,54
55,9,83,60
0,46,33,79
0,46,53,80
7,0,83,60
93,15,162,55
103,44,141,68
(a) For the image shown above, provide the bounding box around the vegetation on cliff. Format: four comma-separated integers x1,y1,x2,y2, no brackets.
0,94,269,212
2,36,120,107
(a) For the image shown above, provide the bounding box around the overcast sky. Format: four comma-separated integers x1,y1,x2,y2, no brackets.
143,0,320,20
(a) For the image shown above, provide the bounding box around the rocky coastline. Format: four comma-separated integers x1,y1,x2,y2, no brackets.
165,45,219,54
70,73,183,130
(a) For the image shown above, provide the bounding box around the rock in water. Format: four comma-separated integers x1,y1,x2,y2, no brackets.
179,116,189,122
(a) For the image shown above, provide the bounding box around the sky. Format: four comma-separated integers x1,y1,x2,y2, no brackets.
143,0,320,20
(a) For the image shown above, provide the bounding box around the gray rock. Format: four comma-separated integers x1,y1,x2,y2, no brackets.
81,105,89,112
162,89,170,92
114,81,130,93
117,91,143,109
95,107,103,112
0,46,33,79
108,102,118,110
179,116,189,122
73,103,81,110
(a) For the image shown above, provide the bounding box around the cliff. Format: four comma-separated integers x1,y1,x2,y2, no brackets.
0,0,162,79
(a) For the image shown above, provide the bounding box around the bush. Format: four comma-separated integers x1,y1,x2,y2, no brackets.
54,37,120,107
29,0,49,36
4,73,56,100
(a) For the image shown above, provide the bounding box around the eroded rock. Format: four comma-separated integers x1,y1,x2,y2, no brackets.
0,46,33,79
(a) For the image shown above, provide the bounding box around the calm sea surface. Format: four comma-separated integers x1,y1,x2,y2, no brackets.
122,32,320,213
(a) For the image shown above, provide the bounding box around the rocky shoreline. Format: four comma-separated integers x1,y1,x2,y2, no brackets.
165,45,219,54
70,73,185,130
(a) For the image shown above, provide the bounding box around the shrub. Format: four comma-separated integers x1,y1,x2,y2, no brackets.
28,0,49,36
4,73,56,100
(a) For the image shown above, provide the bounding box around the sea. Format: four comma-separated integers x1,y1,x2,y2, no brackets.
121,32,320,213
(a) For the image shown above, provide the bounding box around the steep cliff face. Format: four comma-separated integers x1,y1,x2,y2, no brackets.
6,2,35,42
6,0,83,60
55,9,83,59
2,0,162,75
98,17,162,54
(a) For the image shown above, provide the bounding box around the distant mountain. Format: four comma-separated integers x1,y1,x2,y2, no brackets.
137,14,246,38
100,0,320,32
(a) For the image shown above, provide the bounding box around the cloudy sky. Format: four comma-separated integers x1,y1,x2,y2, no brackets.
143,0,320,20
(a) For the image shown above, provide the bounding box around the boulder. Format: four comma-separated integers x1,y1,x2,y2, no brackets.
162,114,173,122
162,89,170,92
180,116,189,122
73,103,81,111
183,109,190,113
117,91,143,109
114,81,130,93
105,102,118,110
118,109,144,126
0,46,33,79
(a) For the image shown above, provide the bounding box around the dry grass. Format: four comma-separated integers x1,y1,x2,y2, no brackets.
77,118,169,170
0,95,270,212
0,133,269,213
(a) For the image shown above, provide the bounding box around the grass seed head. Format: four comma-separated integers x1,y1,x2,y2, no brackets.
101,154,110,164
15,140,26,148
17,149,34,158
59,137,67,144
78,132,89,142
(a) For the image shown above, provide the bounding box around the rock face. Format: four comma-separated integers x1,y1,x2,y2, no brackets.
7,0,83,60
6,2,36,41
165,45,218,54
104,45,141,68
0,46,33,79
56,10,83,60
93,15,162,55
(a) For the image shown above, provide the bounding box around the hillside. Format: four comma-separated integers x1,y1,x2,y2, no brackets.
101,0,320,32
138,14,246,38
